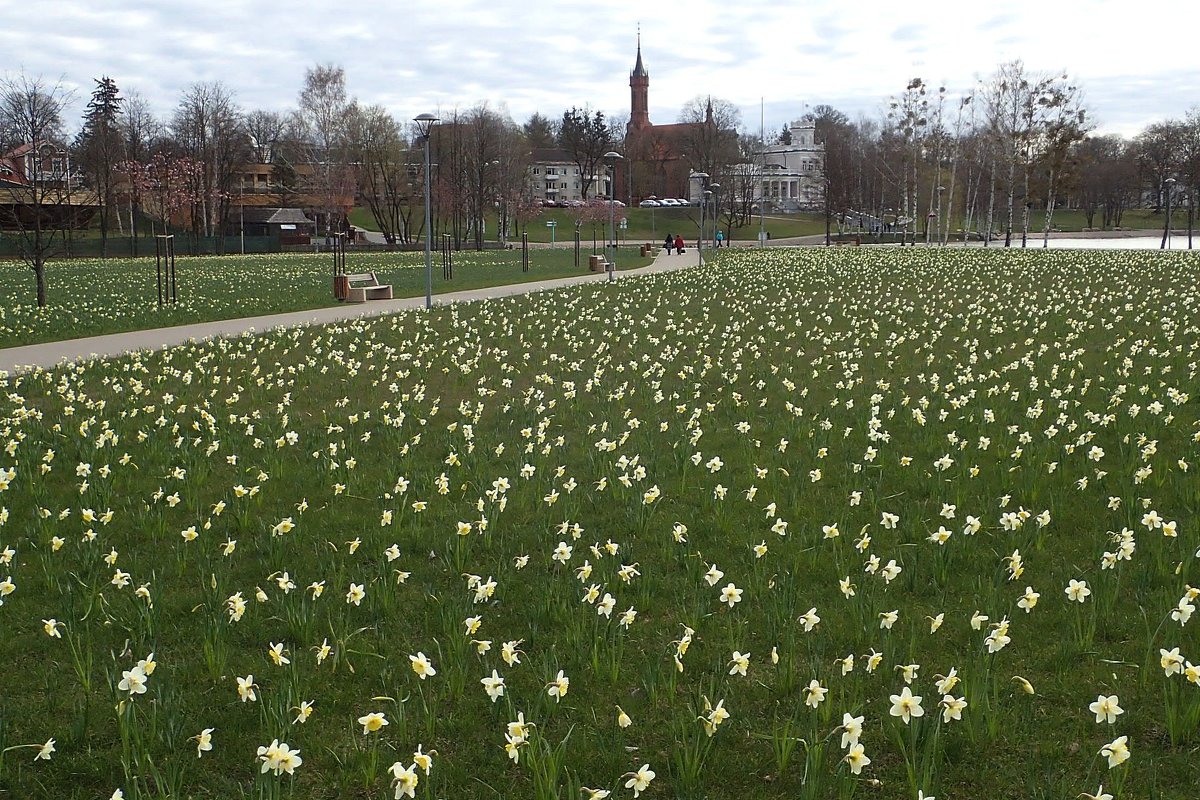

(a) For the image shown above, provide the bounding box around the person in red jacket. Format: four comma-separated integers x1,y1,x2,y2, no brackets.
674,234,685,254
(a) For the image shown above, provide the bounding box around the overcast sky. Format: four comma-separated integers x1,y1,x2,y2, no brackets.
4,0,1197,139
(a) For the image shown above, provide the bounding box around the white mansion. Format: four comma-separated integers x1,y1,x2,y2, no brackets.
758,119,825,210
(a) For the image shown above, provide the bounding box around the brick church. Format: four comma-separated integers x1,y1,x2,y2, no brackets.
619,40,717,204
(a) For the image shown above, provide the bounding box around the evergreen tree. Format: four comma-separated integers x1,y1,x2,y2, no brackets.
76,76,122,256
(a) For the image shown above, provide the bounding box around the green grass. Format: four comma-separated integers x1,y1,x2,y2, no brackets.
1024,207,1164,232
1,247,1199,799
504,207,828,244
349,208,829,244
0,248,652,348
346,207,379,231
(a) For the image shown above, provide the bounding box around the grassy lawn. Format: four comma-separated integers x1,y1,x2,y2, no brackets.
350,207,1175,244
346,208,829,244
1,247,1198,799
509,208,828,244
1034,207,1164,231
0,248,652,348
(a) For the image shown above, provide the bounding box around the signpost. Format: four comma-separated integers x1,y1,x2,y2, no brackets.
546,219,557,244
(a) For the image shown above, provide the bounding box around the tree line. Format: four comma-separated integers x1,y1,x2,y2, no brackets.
807,61,1198,245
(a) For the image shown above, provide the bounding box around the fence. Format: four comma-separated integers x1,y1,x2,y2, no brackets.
0,234,280,259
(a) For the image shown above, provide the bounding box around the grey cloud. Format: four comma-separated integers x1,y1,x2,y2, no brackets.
1,0,1191,140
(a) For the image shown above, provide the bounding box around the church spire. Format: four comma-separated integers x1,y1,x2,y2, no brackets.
632,29,648,78
629,31,650,131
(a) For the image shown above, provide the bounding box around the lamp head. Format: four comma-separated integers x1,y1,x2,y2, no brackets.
413,113,439,140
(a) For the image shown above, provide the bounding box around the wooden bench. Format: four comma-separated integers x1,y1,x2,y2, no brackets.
342,271,393,303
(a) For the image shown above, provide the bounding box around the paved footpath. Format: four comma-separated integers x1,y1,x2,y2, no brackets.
0,248,703,374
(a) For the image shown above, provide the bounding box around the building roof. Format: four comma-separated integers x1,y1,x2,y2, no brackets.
530,147,574,164
240,207,312,225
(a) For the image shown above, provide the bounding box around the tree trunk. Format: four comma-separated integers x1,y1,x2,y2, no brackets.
1188,193,1194,250
34,262,47,308
1020,162,1031,248
1004,139,1017,247
824,186,832,246
985,156,997,248
1042,168,1058,249
944,157,958,246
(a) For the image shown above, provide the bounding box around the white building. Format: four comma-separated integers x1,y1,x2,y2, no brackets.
527,147,608,204
757,120,825,210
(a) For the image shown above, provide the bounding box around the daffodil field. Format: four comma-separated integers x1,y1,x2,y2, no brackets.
0,249,650,348
1,247,1199,800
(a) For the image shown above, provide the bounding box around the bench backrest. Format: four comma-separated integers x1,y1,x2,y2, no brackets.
346,271,380,284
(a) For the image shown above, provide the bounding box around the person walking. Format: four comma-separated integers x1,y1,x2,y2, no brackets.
664,233,674,255
674,234,685,255
716,229,725,248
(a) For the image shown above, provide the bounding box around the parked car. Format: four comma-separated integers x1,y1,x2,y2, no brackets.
605,199,626,207
658,198,680,207
639,199,661,208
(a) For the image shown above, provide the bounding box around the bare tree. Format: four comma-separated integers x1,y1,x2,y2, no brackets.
0,72,75,307
116,89,160,247
981,61,1058,246
1035,75,1090,246
887,78,929,244
296,64,354,240
1179,109,1200,247
347,104,415,245
431,108,468,249
463,104,507,250
808,105,853,243
1135,121,1182,211
244,110,289,163
715,133,763,232
170,81,246,244
677,95,741,178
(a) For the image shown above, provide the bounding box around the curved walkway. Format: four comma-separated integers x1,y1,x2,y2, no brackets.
0,248,703,374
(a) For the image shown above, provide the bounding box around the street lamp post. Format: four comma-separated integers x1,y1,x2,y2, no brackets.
1162,176,1177,250
604,151,623,281
709,182,721,250
414,113,439,309
693,172,709,266
648,195,657,241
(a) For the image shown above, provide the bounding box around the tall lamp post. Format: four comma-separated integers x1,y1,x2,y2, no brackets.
647,195,657,241
693,171,709,266
414,113,439,309
1161,176,1177,250
604,151,623,281
709,182,721,249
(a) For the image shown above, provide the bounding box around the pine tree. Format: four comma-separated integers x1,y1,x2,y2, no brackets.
76,76,122,256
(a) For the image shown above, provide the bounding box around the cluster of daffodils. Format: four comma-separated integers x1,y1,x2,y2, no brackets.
0,246,1197,798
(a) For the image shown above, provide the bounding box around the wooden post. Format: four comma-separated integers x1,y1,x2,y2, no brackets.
332,232,348,299
155,235,176,306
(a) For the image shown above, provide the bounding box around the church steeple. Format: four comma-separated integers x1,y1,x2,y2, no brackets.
629,33,650,131
632,33,648,79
